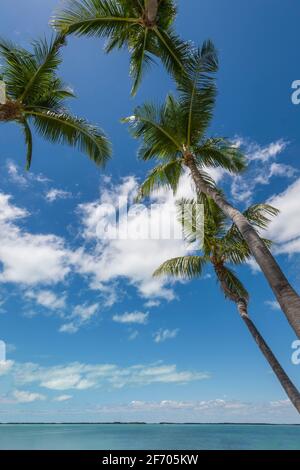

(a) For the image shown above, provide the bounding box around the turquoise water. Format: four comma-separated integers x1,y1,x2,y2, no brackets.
0,424,299,450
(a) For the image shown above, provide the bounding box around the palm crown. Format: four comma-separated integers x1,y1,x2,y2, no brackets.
0,35,111,169
52,0,189,95
123,41,246,200
154,196,279,304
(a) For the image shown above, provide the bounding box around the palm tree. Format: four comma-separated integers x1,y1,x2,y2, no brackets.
52,0,189,95
154,196,300,413
0,35,111,170
123,41,300,339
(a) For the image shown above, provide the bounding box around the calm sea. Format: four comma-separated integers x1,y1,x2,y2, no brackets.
0,424,299,450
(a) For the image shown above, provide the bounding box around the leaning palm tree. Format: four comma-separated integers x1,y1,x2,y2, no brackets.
52,0,189,95
123,41,300,339
0,35,111,170
154,196,300,413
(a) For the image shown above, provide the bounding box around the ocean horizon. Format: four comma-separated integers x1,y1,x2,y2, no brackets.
0,423,299,450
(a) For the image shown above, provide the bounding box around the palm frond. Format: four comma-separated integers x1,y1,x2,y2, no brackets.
195,137,247,173
20,120,33,170
34,78,75,110
156,0,177,29
152,26,189,77
176,41,218,146
154,255,207,279
129,27,155,96
122,99,183,161
216,265,249,302
19,35,65,104
27,109,111,166
136,159,183,201
0,38,36,99
52,0,139,36
225,203,279,249
243,204,279,230
221,239,251,265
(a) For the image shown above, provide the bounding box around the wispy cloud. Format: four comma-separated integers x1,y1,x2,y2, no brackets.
264,300,281,311
25,289,66,310
230,138,296,204
113,311,149,325
53,395,72,402
6,360,209,391
13,390,46,403
59,303,99,334
45,189,72,203
0,193,70,285
154,329,179,343
6,161,50,187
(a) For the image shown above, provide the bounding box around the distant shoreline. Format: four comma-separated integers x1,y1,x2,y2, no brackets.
0,422,299,426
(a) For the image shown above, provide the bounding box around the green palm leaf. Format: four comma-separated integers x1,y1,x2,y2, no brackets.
20,120,33,170
123,99,183,161
136,159,184,201
27,109,111,166
0,39,36,99
176,41,218,146
130,27,154,96
154,255,207,279
216,265,249,302
52,0,188,94
243,204,280,230
52,0,139,36
195,138,247,173
0,35,111,169
19,35,66,104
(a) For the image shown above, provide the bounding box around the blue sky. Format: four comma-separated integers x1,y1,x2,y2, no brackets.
0,0,300,423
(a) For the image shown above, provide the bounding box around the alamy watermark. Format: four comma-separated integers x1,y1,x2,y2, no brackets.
291,80,300,104
94,198,204,242
0,340,6,362
291,340,300,365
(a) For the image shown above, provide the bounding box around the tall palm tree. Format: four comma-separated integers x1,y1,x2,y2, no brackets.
123,41,300,339
154,196,300,413
0,35,111,170
52,0,189,95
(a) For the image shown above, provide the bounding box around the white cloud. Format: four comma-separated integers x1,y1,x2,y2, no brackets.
0,193,28,222
230,138,295,204
45,189,72,203
144,300,160,308
25,289,66,310
6,161,50,187
83,398,299,424
54,395,72,402
0,193,70,285
245,139,287,162
7,161,27,186
270,399,291,408
59,303,99,334
0,360,14,376
59,323,79,334
12,361,209,391
269,163,297,179
73,303,99,321
266,178,300,254
265,300,281,311
128,330,139,340
74,175,195,301
113,311,149,325
154,329,179,343
13,390,46,403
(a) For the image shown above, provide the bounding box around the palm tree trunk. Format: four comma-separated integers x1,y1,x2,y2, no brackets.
184,155,300,339
237,300,300,413
145,0,159,24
